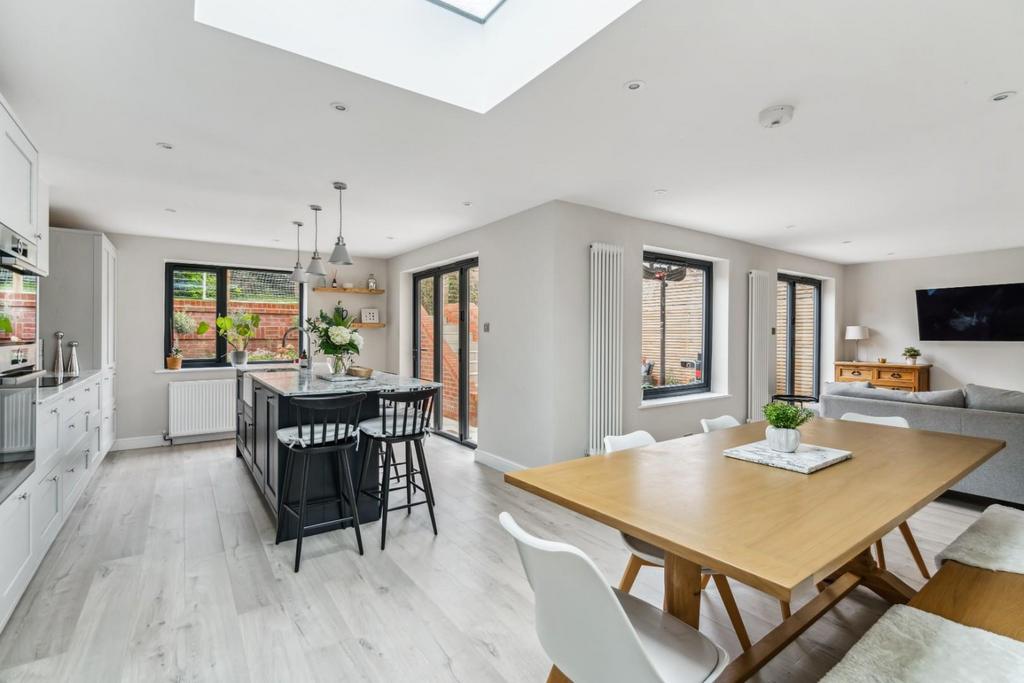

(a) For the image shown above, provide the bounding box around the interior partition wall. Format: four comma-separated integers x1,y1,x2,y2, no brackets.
412,258,479,447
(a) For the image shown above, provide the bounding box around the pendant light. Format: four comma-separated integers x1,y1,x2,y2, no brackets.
289,221,306,283
329,181,353,265
306,204,327,276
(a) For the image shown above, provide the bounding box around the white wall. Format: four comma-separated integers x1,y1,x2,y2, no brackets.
844,247,1024,391
387,200,846,469
109,232,387,440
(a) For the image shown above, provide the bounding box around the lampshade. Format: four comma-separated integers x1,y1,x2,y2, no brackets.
305,204,327,276
289,263,307,283
329,240,352,266
306,254,327,276
845,325,870,341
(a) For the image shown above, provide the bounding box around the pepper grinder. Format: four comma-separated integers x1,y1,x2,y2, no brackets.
65,341,80,377
53,331,65,376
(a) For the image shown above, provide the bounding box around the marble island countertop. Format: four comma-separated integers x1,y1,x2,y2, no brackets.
250,369,440,397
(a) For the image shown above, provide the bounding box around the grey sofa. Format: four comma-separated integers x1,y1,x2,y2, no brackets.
819,384,1024,505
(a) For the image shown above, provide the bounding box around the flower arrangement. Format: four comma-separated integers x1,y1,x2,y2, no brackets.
306,307,364,374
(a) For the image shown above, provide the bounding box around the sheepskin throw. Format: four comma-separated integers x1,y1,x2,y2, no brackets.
937,504,1024,574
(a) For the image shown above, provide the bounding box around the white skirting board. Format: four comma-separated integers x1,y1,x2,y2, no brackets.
112,432,233,452
474,449,526,472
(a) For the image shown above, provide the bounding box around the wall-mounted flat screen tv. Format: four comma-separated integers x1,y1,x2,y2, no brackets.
916,283,1024,341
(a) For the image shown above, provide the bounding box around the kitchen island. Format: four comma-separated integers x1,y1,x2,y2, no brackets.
236,368,439,541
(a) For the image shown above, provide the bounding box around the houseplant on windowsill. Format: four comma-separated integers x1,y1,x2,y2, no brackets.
166,345,184,371
902,346,922,365
306,308,364,376
762,401,814,453
205,312,261,366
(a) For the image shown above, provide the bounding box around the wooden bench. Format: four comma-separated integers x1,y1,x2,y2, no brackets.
909,559,1024,642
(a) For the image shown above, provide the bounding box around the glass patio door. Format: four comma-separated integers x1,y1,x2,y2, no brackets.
413,259,479,447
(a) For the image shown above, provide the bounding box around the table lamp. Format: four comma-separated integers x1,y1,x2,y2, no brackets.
845,325,870,361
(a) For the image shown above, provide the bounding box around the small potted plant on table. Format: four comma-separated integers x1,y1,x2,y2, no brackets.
166,345,184,370
902,346,922,365
762,402,814,453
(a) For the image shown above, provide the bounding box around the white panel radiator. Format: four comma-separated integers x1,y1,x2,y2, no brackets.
0,389,34,454
747,270,775,420
589,243,624,455
168,379,235,439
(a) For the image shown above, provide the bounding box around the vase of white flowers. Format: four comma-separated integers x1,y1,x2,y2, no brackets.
306,308,364,377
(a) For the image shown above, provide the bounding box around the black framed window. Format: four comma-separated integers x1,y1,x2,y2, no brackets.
641,251,713,399
775,273,821,398
164,263,305,367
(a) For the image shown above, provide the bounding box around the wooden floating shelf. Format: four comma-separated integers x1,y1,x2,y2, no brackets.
351,322,386,329
312,287,385,295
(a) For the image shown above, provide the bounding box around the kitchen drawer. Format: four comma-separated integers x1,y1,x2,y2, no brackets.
0,481,33,625
36,401,63,472
62,443,90,513
79,381,100,414
836,366,871,381
32,464,62,551
62,409,87,448
100,373,115,410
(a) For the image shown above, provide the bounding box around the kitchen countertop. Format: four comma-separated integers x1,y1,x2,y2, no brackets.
35,368,104,404
250,370,440,397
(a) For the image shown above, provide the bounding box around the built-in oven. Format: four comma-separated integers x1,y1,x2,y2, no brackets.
0,266,40,465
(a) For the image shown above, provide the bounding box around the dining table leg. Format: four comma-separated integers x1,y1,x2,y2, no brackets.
664,552,703,629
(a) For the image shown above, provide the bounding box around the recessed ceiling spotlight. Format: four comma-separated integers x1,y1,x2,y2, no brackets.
841,240,853,244
329,101,348,112
785,224,796,230
164,208,177,213
653,189,668,196
887,251,895,256
386,236,395,240
758,105,795,128
624,80,645,92
155,141,174,150
991,91,1017,102
462,201,473,207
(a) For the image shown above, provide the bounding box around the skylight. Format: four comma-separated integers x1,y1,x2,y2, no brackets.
426,0,508,23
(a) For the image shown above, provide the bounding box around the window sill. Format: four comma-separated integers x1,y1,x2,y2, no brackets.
154,367,241,375
639,392,731,410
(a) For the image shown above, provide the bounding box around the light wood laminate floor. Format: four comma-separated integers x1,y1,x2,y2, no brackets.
0,438,983,682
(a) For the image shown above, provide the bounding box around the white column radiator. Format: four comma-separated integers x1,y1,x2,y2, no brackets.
589,243,624,455
168,379,235,440
0,389,34,454
747,270,775,420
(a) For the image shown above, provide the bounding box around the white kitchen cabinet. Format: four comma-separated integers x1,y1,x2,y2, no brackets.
0,92,39,250
39,229,117,371
61,442,90,514
32,466,62,553
35,401,63,474
34,178,49,275
0,482,33,629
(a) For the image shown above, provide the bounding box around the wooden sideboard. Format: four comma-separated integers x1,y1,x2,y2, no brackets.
834,361,931,392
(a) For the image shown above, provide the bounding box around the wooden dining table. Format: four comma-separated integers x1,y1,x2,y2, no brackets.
504,418,1005,682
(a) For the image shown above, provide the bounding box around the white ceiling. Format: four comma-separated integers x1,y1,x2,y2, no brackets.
0,0,1022,264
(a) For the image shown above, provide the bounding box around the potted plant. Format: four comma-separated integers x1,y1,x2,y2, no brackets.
206,312,261,366
762,402,814,453
166,345,184,370
902,346,922,365
306,307,364,376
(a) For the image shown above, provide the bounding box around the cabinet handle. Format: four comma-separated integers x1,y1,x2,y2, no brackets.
51,475,59,482
68,423,76,429
34,233,43,240
85,387,91,392
850,370,862,376
66,467,75,473
69,397,76,402
890,372,902,379
17,492,28,501
50,408,58,415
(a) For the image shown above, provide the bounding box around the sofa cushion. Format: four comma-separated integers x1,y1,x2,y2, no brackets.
965,384,1024,414
821,381,871,395
824,383,964,408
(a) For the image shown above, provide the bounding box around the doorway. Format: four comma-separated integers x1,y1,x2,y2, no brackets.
413,259,479,447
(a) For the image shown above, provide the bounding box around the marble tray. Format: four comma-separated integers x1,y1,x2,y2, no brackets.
723,441,852,474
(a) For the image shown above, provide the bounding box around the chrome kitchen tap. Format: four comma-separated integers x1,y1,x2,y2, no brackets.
282,326,312,371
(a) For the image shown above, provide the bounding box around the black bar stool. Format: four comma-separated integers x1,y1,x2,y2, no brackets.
275,393,366,572
357,386,438,550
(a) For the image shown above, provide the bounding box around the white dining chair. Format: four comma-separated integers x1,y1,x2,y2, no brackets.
700,415,794,620
840,412,931,579
603,429,752,649
700,414,741,432
499,512,728,683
